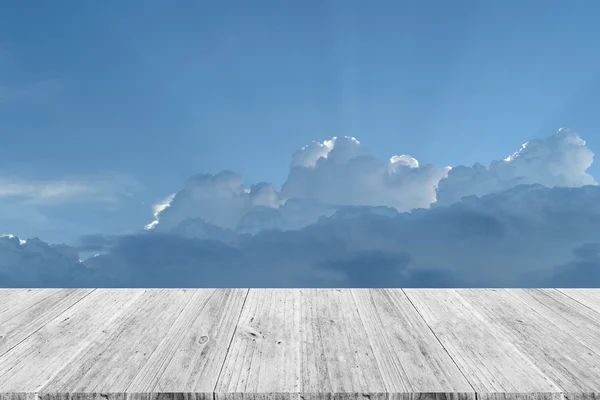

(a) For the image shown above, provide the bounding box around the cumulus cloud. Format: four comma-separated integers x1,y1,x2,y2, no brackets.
435,128,596,206
148,136,450,235
146,128,595,237
2,127,599,288
149,172,283,232
3,184,600,288
282,136,451,211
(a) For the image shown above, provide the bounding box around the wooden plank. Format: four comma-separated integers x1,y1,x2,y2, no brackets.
351,289,475,398
0,289,600,399
126,288,248,398
457,289,600,394
215,289,302,400
215,289,387,400
557,289,600,314
0,290,43,316
39,289,197,394
403,289,562,400
0,289,93,357
506,289,600,355
0,289,145,393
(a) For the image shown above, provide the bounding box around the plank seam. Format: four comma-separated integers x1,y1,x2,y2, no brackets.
401,288,478,395
503,288,600,359
349,289,393,395
212,288,251,399
0,289,99,395
556,289,600,317
0,289,97,360
453,289,570,395
118,288,199,394
32,289,148,394
0,289,43,318
142,289,209,394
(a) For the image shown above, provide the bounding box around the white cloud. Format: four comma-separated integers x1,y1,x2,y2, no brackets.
150,136,451,234
282,136,450,212
146,128,596,236
2,127,599,288
290,137,338,168
435,128,597,206
144,193,176,230
150,172,283,233
0,233,26,245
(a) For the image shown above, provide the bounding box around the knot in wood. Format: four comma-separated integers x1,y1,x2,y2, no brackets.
198,335,209,344
239,325,264,340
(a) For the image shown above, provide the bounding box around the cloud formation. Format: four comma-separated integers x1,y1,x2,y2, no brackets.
147,136,451,235
147,128,596,236
3,184,600,288
0,234,83,286
281,136,451,211
148,172,283,232
2,127,599,288
436,128,596,206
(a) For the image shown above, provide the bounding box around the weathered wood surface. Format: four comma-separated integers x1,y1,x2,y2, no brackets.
0,289,598,400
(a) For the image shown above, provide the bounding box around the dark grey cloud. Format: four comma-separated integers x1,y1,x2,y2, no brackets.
77,234,120,252
542,243,600,287
3,184,600,288
2,127,598,288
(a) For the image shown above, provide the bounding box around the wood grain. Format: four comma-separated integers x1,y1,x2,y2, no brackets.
0,289,599,400
457,289,600,394
0,289,93,357
351,289,475,399
557,289,600,314
127,288,248,398
216,289,387,400
0,289,145,393
506,289,600,355
404,289,562,400
0,290,43,316
39,289,196,394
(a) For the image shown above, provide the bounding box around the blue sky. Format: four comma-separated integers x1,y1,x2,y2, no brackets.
2,1,600,287
3,1,600,184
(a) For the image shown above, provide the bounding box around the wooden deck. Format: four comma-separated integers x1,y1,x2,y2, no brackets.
0,289,599,400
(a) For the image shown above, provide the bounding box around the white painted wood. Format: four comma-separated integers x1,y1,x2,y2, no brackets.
457,289,600,393
403,289,562,399
127,288,248,398
506,289,600,355
39,289,196,393
0,289,599,400
0,289,43,316
351,289,475,398
216,289,387,400
557,289,600,314
0,289,145,392
215,289,302,399
0,289,93,357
